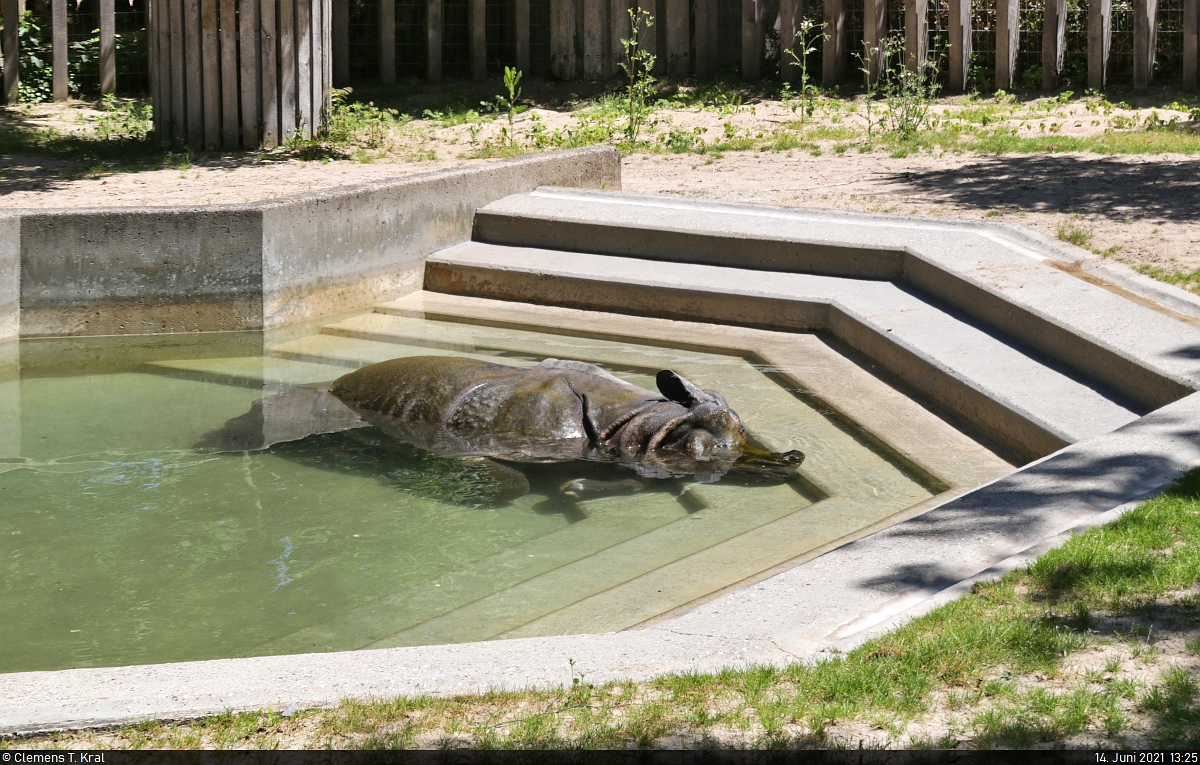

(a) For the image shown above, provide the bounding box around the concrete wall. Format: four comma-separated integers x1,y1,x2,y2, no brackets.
260,147,620,329
10,147,620,338
20,208,264,337
0,213,17,460
0,212,17,341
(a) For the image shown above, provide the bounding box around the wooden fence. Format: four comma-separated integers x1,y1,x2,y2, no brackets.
3,0,120,102
1,0,1197,141
149,0,331,148
351,0,1196,90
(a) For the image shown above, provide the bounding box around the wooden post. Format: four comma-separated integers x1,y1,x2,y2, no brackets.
311,0,324,125
692,0,710,76
426,0,441,81
947,0,969,91
322,0,330,115
173,0,190,139
904,0,927,72
700,0,710,74
332,0,348,85
550,0,576,78
297,0,312,133
1185,0,1198,88
470,0,484,80
583,0,603,78
153,0,172,137
610,0,629,73
202,0,221,145
185,0,203,144
279,0,296,137
240,0,261,146
779,0,799,82
741,0,762,79
261,0,279,145
515,0,529,72
1042,0,1065,89
1088,0,1111,89
636,0,654,65
994,0,1017,88
862,0,884,82
99,0,116,94
1133,0,1157,87
379,0,394,84
220,0,239,145
52,0,67,100
664,0,686,75
149,0,161,132
822,0,843,85
3,0,19,104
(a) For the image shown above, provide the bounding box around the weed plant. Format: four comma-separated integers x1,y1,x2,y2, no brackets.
782,18,827,124
619,7,657,146
495,66,524,147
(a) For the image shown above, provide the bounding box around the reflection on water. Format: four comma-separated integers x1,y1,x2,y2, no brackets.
0,320,935,672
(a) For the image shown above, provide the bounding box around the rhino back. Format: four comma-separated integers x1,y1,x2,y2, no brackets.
449,374,587,439
329,356,519,425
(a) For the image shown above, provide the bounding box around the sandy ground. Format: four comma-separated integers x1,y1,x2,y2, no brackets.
623,150,1200,273
1,96,1197,273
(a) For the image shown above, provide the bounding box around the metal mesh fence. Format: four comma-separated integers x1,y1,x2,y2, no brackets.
21,0,148,97
396,0,427,78
529,0,549,75
441,0,469,76
484,0,512,72
349,0,381,81
716,0,740,70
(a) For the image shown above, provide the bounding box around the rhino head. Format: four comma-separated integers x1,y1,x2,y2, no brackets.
603,370,804,481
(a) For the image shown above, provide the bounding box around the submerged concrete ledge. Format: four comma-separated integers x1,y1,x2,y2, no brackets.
7,148,620,338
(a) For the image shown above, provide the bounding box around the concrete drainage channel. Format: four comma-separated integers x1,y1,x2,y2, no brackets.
5,147,1200,735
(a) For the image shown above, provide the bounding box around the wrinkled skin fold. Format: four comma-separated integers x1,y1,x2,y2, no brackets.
328,356,804,483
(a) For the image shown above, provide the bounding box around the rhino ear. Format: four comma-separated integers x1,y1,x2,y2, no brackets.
656,370,704,406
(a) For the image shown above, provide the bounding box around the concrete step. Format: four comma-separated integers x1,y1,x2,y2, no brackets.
472,189,1200,412
425,241,1142,460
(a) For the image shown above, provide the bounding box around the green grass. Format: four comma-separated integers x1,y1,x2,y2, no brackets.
12,470,1200,750
970,127,1200,154
1057,219,1095,248
1135,266,1200,295
0,109,170,169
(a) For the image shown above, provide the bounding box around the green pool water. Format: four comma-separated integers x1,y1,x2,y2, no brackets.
0,317,936,673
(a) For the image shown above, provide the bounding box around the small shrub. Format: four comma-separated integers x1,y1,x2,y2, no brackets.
1056,219,1093,248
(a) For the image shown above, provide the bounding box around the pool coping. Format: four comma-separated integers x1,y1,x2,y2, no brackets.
7,178,1200,736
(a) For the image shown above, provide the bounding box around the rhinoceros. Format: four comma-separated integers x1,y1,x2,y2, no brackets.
198,355,803,508
328,356,803,482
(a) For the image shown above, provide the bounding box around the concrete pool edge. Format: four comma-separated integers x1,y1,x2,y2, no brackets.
0,147,620,340
3,389,1199,736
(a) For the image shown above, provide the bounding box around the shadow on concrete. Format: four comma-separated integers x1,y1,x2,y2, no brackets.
850,404,1200,594
885,155,1200,221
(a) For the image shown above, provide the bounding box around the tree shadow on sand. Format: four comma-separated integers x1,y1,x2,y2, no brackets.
882,154,1200,221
